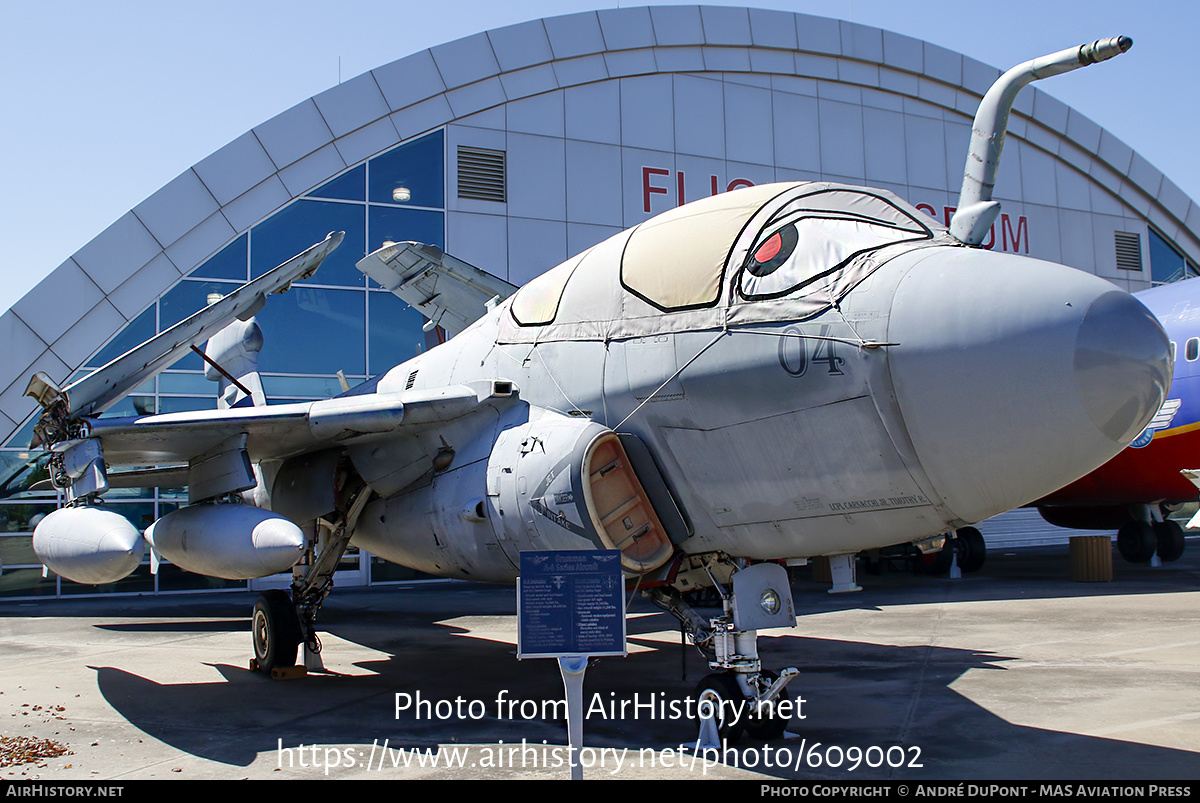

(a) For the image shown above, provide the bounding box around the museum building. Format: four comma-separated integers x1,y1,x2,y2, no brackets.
2,6,1198,598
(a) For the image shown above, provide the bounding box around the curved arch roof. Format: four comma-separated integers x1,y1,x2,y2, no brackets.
2,5,1197,441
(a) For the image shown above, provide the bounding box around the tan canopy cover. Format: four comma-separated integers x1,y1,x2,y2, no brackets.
498,181,951,344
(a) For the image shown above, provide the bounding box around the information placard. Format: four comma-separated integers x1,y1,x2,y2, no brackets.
517,550,626,659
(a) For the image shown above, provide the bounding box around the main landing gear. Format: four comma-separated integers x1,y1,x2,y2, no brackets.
251,477,373,677
1117,505,1185,564
646,558,799,743
252,589,303,673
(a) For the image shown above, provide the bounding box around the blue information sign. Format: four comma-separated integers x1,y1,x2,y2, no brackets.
517,550,627,659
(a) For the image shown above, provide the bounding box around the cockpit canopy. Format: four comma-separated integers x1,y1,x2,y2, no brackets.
500,181,946,343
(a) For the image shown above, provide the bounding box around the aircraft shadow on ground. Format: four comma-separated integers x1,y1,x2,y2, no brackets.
782,546,1200,617
89,593,1200,779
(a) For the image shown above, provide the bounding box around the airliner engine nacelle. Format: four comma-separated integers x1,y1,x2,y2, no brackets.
32,506,145,585
352,408,680,581
145,504,305,580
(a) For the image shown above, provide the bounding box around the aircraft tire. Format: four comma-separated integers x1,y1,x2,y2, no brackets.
956,527,986,573
1116,521,1157,564
1153,520,1186,562
253,590,302,674
695,673,746,743
743,671,792,741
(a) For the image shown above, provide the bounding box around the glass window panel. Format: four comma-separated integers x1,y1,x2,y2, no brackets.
261,375,354,399
0,503,57,533
98,395,155,419
368,207,444,253
61,563,155,595
189,234,249,281
154,562,246,591
158,485,187,501
251,199,366,287
4,416,39,448
0,535,37,566
158,396,218,414
0,452,53,501
0,567,58,597
85,306,156,368
100,486,159,500
159,372,214,395
369,292,427,375
369,131,444,209
104,502,157,531
253,286,366,375
307,165,365,202
159,279,240,331
1150,229,1188,285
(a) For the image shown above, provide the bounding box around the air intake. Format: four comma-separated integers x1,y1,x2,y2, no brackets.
458,146,506,202
1114,232,1142,271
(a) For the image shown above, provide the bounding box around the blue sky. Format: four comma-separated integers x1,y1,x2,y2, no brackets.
1,0,1194,315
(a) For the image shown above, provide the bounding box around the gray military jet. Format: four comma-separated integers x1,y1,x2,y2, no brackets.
24,37,1169,739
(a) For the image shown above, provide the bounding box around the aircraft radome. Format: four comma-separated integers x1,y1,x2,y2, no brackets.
1030,275,1200,565
20,36,1170,740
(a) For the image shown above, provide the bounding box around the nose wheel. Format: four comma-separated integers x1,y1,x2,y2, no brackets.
695,673,746,742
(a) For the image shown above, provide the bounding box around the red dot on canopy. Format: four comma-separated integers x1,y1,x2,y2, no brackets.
755,232,783,263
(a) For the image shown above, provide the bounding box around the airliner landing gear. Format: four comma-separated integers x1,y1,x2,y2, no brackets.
1154,519,1185,562
647,558,799,743
1118,504,1185,564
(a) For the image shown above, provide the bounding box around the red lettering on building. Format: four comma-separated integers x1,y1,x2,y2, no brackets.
642,167,669,213
642,166,755,213
934,204,1022,253
1002,213,1028,253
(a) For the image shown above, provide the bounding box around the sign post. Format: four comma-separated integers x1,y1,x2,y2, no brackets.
517,550,626,780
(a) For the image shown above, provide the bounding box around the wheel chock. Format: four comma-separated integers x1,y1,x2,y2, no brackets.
248,658,307,679
271,665,308,680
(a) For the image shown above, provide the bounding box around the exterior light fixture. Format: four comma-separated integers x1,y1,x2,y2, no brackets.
760,588,780,615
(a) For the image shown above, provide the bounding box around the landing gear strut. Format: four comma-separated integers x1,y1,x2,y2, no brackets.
647,558,799,743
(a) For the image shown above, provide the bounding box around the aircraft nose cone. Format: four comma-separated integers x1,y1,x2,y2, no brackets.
1074,289,1171,444
887,250,1170,524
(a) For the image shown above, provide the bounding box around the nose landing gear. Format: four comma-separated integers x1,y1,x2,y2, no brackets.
648,559,800,744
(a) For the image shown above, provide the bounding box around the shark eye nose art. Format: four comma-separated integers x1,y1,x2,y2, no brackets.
747,225,798,277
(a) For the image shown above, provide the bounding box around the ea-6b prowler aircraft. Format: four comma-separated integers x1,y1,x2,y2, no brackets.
24,37,1171,738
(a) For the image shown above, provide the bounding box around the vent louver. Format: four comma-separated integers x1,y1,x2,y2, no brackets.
1114,231,1142,271
458,146,506,202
